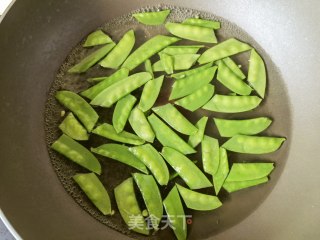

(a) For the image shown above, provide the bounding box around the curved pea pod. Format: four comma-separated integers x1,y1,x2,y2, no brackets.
112,94,137,133
59,113,89,141
90,72,152,107
152,103,197,135
129,144,169,186
165,22,217,43
214,117,272,137
213,147,229,194
91,144,148,174
226,163,274,182
55,91,98,132
188,116,208,148
138,75,164,112
223,177,269,193
161,147,212,189
222,135,286,154
161,45,204,55
169,159,198,181
144,59,154,78
114,178,149,235
122,35,180,71
163,186,187,240
171,62,213,79
99,30,135,69
148,114,196,154
73,173,111,215
83,30,113,47
176,184,222,211
153,54,200,72
129,107,155,143
198,38,252,64
133,9,170,25
86,68,129,84
221,57,246,80
160,53,174,74
247,49,267,98
132,173,163,230
202,95,262,113
51,134,101,174
169,66,217,100
202,136,220,175
92,123,145,145
182,18,221,29
217,60,252,95
68,43,116,73
175,84,215,112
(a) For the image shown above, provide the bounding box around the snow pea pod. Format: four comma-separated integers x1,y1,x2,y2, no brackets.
59,113,89,141
214,117,272,137
51,134,101,174
165,22,217,43
221,57,245,80
188,116,208,148
133,9,170,25
83,30,113,47
129,107,155,143
86,68,129,83
170,62,213,79
55,91,98,132
247,49,267,98
144,59,154,78
114,178,149,235
182,18,221,29
92,123,145,145
122,35,180,70
73,173,112,215
153,54,200,72
163,186,187,240
99,30,135,69
160,53,174,74
169,66,217,100
174,84,215,112
138,75,164,112
213,147,229,194
202,135,219,175
226,163,274,182
223,177,269,193
90,72,152,107
148,114,196,154
161,45,204,55
91,144,148,174
198,38,252,64
132,173,163,229
112,94,137,133
68,43,115,73
222,135,286,154
152,103,198,135
161,147,212,189
129,144,169,185
176,184,222,211
202,95,262,113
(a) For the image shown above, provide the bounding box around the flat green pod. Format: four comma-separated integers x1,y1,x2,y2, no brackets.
83,30,113,47
182,18,221,29
188,117,208,148
59,113,89,141
133,10,170,25
138,76,164,112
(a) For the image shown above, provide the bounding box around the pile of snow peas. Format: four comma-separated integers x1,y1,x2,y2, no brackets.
50,9,286,239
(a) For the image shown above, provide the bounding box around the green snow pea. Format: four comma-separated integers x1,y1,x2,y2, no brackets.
213,147,229,194
91,144,148,174
170,62,213,79
160,53,174,74
223,177,269,193
247,49,267,98
129,107,155,143
182,18,221,29
132,173,163,229
148,114,196,154
68,43,115,73
99,30,135,69
92,123,145,145
161,147,212,189
51,134,101,174
129,144,169,185
217,60,252,95
138,75,164,112
175,84,215,112
83,30,113,47
202,95,262,113
122,35,180,70
169,160,198,181
188,116,208,148
73,173,112,215
202,135,219,175
165,22,217,43
59,113,89,141
222,135,286,154
169,66,217,100
153,54,200,72
163,186,187,240
226,163,274,182
86,68,129,83
176,184,222,211
221,57,246,80
198,38,252,64
90,72,152,107
144,59,154,78
114,178,149,235
161,45,204,55
152,103,198,135
133,9,170,26
214,117,272,137
55,91,98,132
112,94,137,133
